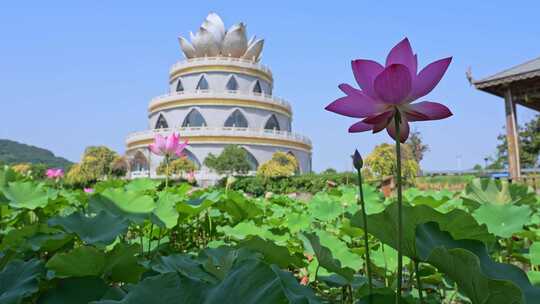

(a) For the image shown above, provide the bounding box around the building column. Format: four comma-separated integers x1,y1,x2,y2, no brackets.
504,87,521,180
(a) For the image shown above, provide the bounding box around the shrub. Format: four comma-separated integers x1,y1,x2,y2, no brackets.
257,151,298,178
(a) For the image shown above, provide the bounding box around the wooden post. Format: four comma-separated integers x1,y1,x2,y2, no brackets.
504,88,521,180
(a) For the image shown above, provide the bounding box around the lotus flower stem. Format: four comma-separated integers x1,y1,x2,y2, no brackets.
394,111,404,304
165,155,170,189
147,223,154,257
356,166,373,298
414,260,424,303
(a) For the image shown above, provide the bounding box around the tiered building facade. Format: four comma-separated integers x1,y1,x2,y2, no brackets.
125,13,312,183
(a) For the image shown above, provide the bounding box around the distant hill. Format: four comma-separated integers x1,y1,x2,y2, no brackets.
0,139,73,169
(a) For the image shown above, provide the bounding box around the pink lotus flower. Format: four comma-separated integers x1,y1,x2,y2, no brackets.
325,38,452,142
84,188,94,193
148,133,188,157
300,275,309,286
45,168,64,179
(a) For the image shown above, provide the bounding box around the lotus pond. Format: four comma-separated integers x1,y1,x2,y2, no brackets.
1,166,540,304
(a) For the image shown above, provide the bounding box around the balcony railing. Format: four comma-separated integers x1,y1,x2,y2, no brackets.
170,56,273,77
148,90,292,113
126,127,312,147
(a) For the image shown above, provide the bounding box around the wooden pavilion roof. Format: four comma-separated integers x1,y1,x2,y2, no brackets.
472,57,540,112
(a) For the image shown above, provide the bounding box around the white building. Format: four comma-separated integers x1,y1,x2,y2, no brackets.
125,13,312,183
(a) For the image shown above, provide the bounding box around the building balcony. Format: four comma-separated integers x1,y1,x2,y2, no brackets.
169,56,273,84
125,127,312,152
148,90,292,117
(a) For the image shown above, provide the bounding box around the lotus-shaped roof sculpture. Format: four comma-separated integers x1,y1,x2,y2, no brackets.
178,13,264,61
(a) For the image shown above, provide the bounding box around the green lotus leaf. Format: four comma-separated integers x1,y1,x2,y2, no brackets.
48,211,129,246
124,178,161,192
472,204,531,238
46,246,106,278
103,243,145,283
301,232,354,282
307,193,342,222
0,224,67,252
91,273,207,304
416,222,540,304
529,242,540,266
238,236,303,268
151,192,181,229
3,181,50,210
203,260,321,304
26,232,73,252
351,203,495,259
317,230,363,271
0,259,44,304
151,254,219,284
178,191,221,215
215,191,263,223
89,188,156,223
463,178,537,208
37,277,110,304
285,212,312,233
218,221,289,245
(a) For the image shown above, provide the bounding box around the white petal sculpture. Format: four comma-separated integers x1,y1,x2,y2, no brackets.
178,37,196,58
222,23,248,58
242,38,264,61
177,13,263,61
191,27,220,57
201,12,225,44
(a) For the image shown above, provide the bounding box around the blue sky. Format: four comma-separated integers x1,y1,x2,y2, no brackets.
1,1,539,172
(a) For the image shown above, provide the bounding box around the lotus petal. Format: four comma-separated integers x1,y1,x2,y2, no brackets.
386,38,417,77
411,57,452,100
201,12,225,44
351,59,384,99
178,36,196,58
242,38,264,61
165,133,179,153
386,115,410,143
374,64,412,105
222,23,248,57
191,28,220,57
148,144,162,156
404,101,452,121
325,84,383,118
349,121,373,133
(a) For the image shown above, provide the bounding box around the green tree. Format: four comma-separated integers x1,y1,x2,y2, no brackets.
363,143,419,183
66,146,119,185
406,130,429,163
157,157,197,176
492,115,540,168
204,145,251,175
257,151,298,178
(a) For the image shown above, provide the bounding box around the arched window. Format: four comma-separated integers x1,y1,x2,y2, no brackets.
242,148,259,171
226,76,239,91
196,75,209,90
253,80,263,94
155,114,169,129
182,109,207,127
176,79,184,92
130,151,149,172
225,109,248,128
264,114,280,130
181,149,201,169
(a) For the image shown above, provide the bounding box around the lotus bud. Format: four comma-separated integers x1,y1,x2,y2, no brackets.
352,149,363,170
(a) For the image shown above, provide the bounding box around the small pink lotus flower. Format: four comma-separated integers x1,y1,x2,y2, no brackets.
300,275,309,286
148,132,188,157
45,168,64,179
84,188,94,193
326,38,452,142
